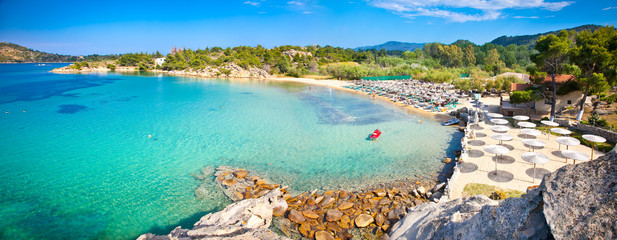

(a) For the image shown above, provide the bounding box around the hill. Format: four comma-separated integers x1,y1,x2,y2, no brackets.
0,42,73,63
355,41,424,51
490,24,601,46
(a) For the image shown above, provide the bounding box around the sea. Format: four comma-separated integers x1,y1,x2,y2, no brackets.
0,63,462,239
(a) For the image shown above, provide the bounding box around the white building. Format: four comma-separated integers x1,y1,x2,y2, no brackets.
155,57,166,66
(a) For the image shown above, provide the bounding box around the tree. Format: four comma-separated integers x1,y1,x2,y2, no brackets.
531,30,572,121
570,26,615,120
510,89,541,113
484,49,504,75
463,45,476,67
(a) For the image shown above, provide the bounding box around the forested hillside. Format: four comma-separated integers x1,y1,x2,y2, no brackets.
490,24,601,46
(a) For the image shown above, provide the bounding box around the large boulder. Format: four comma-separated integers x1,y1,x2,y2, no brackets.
389,149,617,239
137,188,290,240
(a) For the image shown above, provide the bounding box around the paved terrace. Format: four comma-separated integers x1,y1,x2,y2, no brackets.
450,97,605,198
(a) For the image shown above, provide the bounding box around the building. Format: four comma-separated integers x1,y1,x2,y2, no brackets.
155,57,166,66
501,75,582,116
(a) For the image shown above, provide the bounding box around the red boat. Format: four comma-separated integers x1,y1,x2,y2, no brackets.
369,129,382,140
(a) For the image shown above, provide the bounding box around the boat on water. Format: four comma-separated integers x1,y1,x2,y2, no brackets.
368,129,381,140
442,118,460,126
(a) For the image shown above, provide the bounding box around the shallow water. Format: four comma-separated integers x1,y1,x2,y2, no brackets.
0,64,462,239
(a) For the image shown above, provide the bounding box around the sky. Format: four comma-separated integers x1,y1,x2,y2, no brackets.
1,0,616,55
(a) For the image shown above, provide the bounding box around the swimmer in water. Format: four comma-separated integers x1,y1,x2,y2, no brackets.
221,105,224,109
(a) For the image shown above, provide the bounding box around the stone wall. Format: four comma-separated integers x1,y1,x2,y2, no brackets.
571,123,617,142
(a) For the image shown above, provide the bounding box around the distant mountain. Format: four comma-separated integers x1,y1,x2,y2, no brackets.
355,41,424,51
490,24,602,46
0,42,74,63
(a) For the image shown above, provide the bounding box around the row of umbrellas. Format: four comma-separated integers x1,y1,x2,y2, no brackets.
481,113,607,183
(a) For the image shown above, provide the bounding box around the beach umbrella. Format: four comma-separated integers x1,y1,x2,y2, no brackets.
491,133,513,145
520,128,542,139
582,134,607,160
491,125,510,133
541,120,560,127
513,115,530,121
561,150,590,164
521,152,550,184
491,119,509,125
517,122,537,128
556,137,580,154
488,113,504,118
484,145,510,173
522,139,546,152
550,128,572,136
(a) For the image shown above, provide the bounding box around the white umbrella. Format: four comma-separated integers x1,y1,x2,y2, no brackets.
521,152,550,184
582,134,607,160
513,115,530,121
550,128,572,136
491,119,509,125
517,122,537,128
541,120,559,127
491,134,513,145
520,129,541,139
484,145,510,173
522,139,546,152
561,150,590,164
555,137,581,156
491,125,510,133
488,113,504,118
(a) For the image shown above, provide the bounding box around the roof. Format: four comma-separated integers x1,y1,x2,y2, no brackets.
543,75,574,84
511,83,533,91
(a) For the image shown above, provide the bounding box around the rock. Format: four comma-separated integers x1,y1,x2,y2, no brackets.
374,189,387,197
273,205,287,217
411,189,419,198
302,210,319,219
339,215,352,229
386,207,406,221
338,202,354,211
326,209,343,222
221,178,236,186
298,222,311,238
138,188,290,240
315,196,324,204
320,196,335,208
234,169,249,178
416,186,426,196
355,214,374,227
288,209,306,224
443,158,452,163
315,230,335,240
432,182,446,192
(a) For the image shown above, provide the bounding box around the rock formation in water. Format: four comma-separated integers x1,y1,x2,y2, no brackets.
389,148,617,239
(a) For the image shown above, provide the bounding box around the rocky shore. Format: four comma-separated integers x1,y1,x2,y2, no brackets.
139,145,616,240
51,62,270,79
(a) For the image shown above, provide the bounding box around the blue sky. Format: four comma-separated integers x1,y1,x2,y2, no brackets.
1,0,616,55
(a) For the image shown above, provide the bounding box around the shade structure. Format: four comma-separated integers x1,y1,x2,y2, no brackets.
550,128,572,136
521,152,550,184
517,122,537,128
484,145,510,173
513,115,530,121
520,128,542,138
491,118,509,125
582,134,607,160
555,137,580,148
487,113,504,118
561,150,590,164
491,133,513,145
541,120,559,127
491,125,510,133
522,139,546,152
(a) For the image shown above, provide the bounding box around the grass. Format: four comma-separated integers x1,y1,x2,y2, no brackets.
462,183,525,199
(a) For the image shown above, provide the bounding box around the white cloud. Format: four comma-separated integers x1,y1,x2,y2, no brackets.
367,0,573,22
514,16,540,19
603,6,617,10
302,11,312,14
244,1,261,6
288,1,306,7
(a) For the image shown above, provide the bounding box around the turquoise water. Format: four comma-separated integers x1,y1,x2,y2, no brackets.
0,64,462,239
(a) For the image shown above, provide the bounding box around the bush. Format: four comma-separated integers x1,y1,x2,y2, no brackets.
601,94,617,104
541,117,549,121
106,63,116,70
490,191,507,200
587,113,607,127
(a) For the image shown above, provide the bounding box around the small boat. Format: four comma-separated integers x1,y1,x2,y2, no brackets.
369,129,381,140
442,118,460,126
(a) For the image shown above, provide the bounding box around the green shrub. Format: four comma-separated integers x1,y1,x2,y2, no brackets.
106,63,116,70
